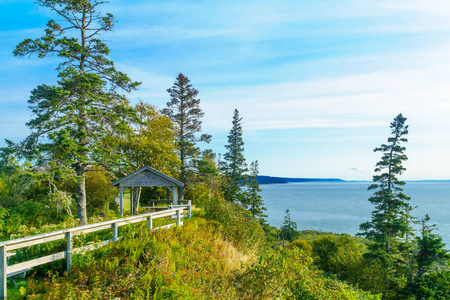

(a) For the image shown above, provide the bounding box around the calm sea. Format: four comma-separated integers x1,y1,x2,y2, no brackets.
260,181,450,247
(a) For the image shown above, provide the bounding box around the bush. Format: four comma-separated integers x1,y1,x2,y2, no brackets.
204,196,264,251
402,270,450,299
311,234,364,279
235,247,380,300
290,239,313,255
85,167,117,213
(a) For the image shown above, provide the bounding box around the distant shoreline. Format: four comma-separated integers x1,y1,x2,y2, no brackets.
256,176,345,184
257,176,450,185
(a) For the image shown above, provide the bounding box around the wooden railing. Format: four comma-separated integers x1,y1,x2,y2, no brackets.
0,202,191,299
143,199,191,207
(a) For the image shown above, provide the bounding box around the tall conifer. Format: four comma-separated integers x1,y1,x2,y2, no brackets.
221,109,247,203
10,0,140,225
359,113,414,276
245,161,267,223
162,73,210,198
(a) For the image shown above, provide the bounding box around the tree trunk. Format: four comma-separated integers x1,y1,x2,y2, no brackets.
132,187,142,215
76,10,88,226
77,164,88,225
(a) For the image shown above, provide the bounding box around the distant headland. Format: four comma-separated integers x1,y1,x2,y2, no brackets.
256,176,345,184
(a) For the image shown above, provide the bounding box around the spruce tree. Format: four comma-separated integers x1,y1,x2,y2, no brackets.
414,214,447,278
221,109,247,203
245,160,267,224
280,209,299,243
10,0,139,225
359,113,414,276
162,73,210,198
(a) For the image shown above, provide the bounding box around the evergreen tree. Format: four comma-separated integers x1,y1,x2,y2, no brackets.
414,214,447,278
359,114,414,276
280,209,299,242
221,109,247,203
192,149,221,201
244,161,267,224
161,73,210,198
9,0,139,225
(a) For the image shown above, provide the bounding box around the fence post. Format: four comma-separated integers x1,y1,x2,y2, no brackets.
176,210,180,226
188,200,192,219
0,244,6,299
148,215,153,229
66,232,72,273
112,222,118,243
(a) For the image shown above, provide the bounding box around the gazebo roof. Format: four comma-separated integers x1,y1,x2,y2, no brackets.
111,166,183,188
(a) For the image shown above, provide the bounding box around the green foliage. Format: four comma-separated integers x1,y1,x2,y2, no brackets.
311,234,365,279
85,167,117,213
111,101,180,177
359,113,414,278
235,247,380,300
187,149,223,207
244,160,267,224
9,0,140,226
280,209,299,242
204,196,265,251
402,270,450,299
161,73,210,190
21,220,380,300
346,259,398,299
221,109,248,203
290,239,313,255
0,161,77,239
22,220,243,299
413,214,448,279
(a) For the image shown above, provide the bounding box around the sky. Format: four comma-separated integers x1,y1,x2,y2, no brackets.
1,0,450,180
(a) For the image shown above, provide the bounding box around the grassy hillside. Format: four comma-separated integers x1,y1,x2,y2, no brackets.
17,216,379,299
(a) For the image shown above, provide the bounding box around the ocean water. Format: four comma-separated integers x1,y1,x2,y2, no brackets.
260,181,450,247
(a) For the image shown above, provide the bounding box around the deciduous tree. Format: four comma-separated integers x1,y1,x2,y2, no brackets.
108,101,180,214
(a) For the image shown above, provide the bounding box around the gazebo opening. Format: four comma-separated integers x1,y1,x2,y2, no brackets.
111,166,183,216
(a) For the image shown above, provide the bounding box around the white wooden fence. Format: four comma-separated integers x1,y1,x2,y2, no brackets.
0,202,191,299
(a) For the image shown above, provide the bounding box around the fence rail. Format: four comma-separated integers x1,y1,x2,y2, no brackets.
0,201,191,299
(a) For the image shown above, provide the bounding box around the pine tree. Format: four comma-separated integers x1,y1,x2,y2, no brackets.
9,0,140,225
244,161,267,224
280,209,299,243
161,73,211,198
359,113,414,275
414,214,447,278
221,109,247,203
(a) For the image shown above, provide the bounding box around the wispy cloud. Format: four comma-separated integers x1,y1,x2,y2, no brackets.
351,167,364,173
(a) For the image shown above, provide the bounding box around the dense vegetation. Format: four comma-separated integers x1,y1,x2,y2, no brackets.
1,1,449,299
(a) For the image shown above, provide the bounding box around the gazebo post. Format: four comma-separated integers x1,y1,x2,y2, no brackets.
111,167,183,213
172,186,177,205
130,188,133,215
119,186,124,217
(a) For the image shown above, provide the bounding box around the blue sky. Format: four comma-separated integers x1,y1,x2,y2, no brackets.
1,0,450,180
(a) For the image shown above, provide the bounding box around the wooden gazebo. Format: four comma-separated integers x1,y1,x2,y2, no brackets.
111,166,183,216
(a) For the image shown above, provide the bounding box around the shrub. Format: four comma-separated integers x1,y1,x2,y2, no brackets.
290,239,313,255
311,234,364,279
402,270,450,299
235,247,380,300
85,167,117,213
204,195,264,250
